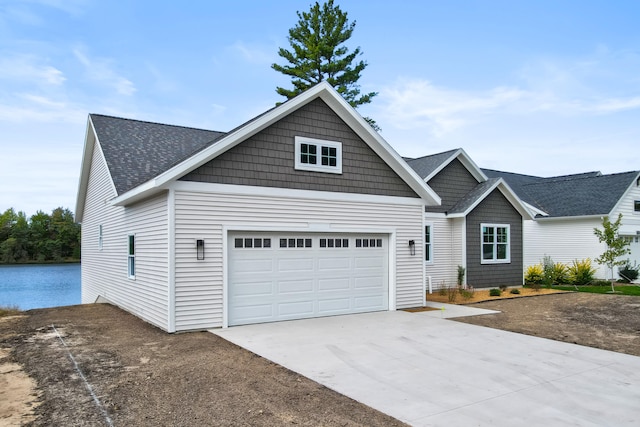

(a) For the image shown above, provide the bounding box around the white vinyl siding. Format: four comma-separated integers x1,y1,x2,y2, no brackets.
80,138,169,330
523,218,608,278
424,216,464,291
174,189,424,331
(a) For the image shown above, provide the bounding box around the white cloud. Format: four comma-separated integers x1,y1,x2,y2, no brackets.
0,55,66,85
0,93,85,123
229,40,276,64
73,48,136,96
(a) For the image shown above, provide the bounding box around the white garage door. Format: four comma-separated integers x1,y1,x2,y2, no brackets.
228,232,389,326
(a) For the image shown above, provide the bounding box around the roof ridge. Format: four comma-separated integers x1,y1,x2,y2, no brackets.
90,113,226,134
407,148,460,162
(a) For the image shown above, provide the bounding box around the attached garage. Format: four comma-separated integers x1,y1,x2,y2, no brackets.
228,232,389,326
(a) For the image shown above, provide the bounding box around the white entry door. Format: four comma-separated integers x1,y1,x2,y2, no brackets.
228,232,389,326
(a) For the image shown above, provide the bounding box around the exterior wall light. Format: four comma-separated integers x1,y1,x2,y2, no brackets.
408,240,416,256
197,239,205,260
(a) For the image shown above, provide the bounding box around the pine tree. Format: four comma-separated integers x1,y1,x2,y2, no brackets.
272,0,378,128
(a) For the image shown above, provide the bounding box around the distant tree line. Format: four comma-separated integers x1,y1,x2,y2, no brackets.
0,207,80,264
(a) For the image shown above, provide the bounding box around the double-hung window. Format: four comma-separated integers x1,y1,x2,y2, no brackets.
481,224,510,263
128,235,135,278
424,224,433,263
295,136,342,174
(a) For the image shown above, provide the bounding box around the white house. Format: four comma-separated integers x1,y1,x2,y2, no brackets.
75,82,441,332
484,169,640,279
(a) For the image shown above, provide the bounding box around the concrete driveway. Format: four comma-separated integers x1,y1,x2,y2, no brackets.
213,308,640,426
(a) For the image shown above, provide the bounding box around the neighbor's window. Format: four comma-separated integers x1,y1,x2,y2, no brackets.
481,224,510,264
128,235,135,278
98,225,103,250
634,200,640,213
424,224,433,263
295,136,342,174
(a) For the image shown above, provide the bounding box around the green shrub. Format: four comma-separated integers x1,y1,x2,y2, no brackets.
457,265,466,287
489,288,501,297
550,262,569,285
618,262,639,283
459,285,475,300
499,284,508,292
510,288,521,294
524,264,544,286
568,258,597,285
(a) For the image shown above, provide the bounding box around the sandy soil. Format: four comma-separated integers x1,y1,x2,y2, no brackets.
425,286,567,304
1,293,639,425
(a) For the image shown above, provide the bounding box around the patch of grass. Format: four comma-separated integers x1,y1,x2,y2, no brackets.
0,305,22,317
555,285,640,296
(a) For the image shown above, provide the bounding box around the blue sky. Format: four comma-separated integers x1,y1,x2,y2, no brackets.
1,0,639,217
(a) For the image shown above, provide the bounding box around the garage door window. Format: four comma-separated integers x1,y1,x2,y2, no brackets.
280,238,312,248
234,238,271,248
355,238,383,248
320,238,349,248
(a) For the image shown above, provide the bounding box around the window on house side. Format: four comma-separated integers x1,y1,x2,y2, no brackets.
481,224,510,264
634,200,640,212
424,225,432,262
128,235,135,278
294,136,342,174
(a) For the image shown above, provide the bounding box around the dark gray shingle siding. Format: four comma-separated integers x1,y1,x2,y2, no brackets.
180,98,418,198
466,190,523,288
91,114,224,195
424,158,480,213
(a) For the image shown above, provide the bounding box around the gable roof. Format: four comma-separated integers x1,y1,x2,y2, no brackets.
406,148,487,183
406,149,532,219
76,82,440,220
483,169,640,218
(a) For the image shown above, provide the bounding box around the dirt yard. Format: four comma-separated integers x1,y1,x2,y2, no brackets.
1,292,639,426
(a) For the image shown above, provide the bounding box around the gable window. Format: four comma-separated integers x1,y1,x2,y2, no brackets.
481,224,510,264
424,224,433,263
98,225,103,251
634,200,640,213
295,136,342,174
128,235,135,278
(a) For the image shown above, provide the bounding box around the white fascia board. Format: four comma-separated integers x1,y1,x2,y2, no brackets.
523,201,548,218
169,180,426,206
609,171,640,215
112,81,441,208
445,179,534,219
535,214,604,222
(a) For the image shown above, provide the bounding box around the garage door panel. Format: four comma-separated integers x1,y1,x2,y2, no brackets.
278,258,314,272
234,281,273,296
278,300,315,317
318,298,351,313
278,279,314,294
229,232,389,326
318,257,350,270
317,277,350,291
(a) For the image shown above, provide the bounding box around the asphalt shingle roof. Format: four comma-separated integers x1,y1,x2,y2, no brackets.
91,114,225,195
405,149,459,179
483,168,638,217
448,178,501,215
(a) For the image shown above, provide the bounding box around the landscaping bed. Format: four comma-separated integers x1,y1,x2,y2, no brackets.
426,286,567,304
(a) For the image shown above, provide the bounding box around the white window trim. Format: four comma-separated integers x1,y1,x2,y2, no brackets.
128,234,136,279
424,223,433,264
480,223,510,264
294,136,342,174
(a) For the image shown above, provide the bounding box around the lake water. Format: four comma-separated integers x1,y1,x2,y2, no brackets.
0,264,81,310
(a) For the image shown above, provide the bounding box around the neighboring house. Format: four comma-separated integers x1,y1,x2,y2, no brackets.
483,169,640,279
405,149,532,289
75,82,441,332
